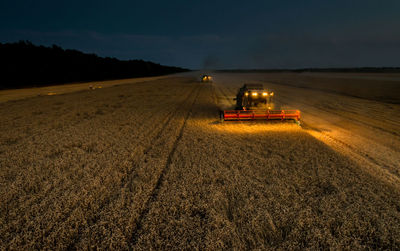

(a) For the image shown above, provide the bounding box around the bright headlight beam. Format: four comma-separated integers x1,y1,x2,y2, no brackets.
262,92,268,96
252,92,258,96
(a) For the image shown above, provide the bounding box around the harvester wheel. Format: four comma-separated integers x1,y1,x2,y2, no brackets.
219,110,224,121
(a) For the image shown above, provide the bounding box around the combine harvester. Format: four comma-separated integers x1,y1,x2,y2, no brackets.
201,75,213,83
221,84,301,123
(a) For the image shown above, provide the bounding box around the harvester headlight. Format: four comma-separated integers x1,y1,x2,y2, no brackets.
270,92,274,96
245,92,249,96
262,92,268,96
251,92,258,96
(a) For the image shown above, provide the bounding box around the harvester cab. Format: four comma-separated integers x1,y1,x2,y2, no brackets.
221,83,301,123
201,75,212,83
235,83,274,110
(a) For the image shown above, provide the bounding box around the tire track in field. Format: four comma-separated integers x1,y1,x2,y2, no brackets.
6,87,192,210
8,84,195,248
4,86,195,235
42,85,202,249
141,87,199,155
130,84,203,246
130,85,200,158
0,80,186,147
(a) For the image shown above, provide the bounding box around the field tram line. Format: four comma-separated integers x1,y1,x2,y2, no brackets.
1,83,189,149
2,86,195,230
50,84,202,249
129,84,203,246
111,84,202,192
16,85,201,248
9,89,176,145
2,103,165,230
141,86,201,156
64,84,202,248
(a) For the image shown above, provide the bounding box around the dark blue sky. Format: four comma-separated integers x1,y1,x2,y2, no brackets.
1,0,399,69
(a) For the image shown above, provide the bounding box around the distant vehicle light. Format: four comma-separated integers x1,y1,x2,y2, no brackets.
270,92,274,96
245,92,249,96
262,92,268,96
252,92,258,96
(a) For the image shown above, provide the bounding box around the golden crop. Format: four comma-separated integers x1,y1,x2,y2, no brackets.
1,74,400,249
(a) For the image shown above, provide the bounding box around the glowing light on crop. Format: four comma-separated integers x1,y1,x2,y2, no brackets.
211,122,301,134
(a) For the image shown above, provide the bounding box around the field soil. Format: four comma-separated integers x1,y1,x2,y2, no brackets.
1,73,400,249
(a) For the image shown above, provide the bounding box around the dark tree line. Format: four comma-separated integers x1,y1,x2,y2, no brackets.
0,41,188,89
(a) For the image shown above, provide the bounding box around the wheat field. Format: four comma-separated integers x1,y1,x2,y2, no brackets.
1,74,400,249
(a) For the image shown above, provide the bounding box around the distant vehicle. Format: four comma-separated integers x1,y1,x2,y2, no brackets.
234,83,274,110
201,75,213,83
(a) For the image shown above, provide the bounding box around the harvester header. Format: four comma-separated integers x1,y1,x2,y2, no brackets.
222,109,300,121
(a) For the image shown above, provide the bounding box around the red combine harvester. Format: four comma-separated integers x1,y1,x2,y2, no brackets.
221,83,301,123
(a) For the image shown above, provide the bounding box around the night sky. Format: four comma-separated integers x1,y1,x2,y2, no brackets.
1,0,399,69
